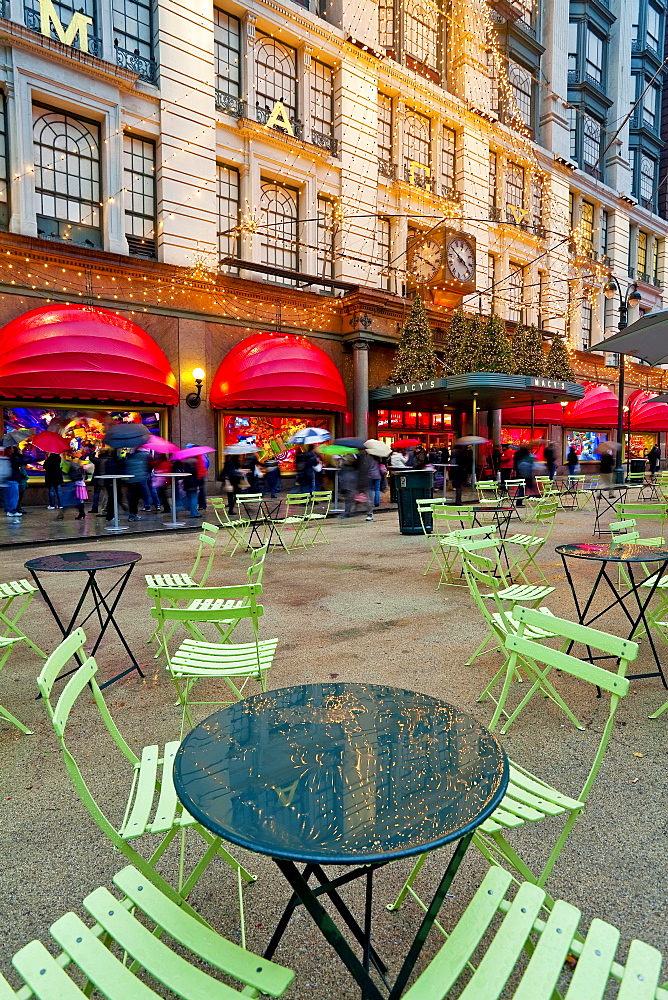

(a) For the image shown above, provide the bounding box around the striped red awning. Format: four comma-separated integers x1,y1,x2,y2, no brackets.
563,382,618,427
628,388,668,431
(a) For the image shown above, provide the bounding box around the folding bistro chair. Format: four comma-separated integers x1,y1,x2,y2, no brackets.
416,498,449,576
37,629,256,931
0,637,33,734
1,864,294,997
615,502,668,533
0,578,46,664
269,492,312,549
150,583,278,732
307,489,332,544
389,607,636,917
503,500,558,585
436,526,499,588
209,497,250,556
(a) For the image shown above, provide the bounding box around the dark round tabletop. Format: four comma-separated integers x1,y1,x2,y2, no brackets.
556,542,668,563
174,682,508,865
25,551,142,573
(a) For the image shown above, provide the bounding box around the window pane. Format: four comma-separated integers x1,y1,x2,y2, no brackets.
378,216,391,290
581,296,592,350
0,92,8,223
507,262,524,323
638,231,647,273
640,154,656,206
123,134,156,258
377,93,393,161
255,34,297,120
113,0,154,61
647,3,661,51
312,61,334,137
568,21,578,72
441,125,456,192
505,161,524,222
582,114,602,173
403,110,431,187
403,0,439,69
379,0,394,50
585,28,603,84
316,196,335,283
214,9,241,100
488,151,497,210
218,163,240,272
260,180,299,282
508,61,532,125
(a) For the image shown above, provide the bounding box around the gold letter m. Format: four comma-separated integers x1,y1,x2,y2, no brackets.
38,0,92,52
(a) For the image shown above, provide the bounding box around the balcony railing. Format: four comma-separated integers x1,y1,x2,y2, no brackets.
490,205,502,221
215,91,246,118
378,158,396,180
567,69,578,84
0,0,7,17
311,130,338,155
440,185,461,202
628,267,636,279
115,46,157,83
403,164,432,189
25,6,103,56
255,104,303,138
639,270,652,283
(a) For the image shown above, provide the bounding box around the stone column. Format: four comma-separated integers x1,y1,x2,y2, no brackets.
352,338,370,438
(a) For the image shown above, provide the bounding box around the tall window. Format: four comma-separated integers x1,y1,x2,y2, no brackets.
218,164,240,271
488,151,498,214
311,61,334,144
653,239,661,282
24,0,100,55
582,114,602,177
531,173,543,231
507,61,532,126
538,271,547,328
507,263,524,323
504,161,525,222
637,230,648,276
581,296,592,350
378,93,393,165
585,27,603,85
441,126,456,195
33,105,101,247
255,34,298,124
316,196,334,282
378,216,391,291
568,21,578,75
567,106,577,159
0,92,8,230
487,253,496,311
379,0,394,51
643,81,660,130
214,10,242,113
647,3,661,51
259,180,298,280
123,134,156,259
640,154,656,208
580,200,594,252
113,0,155,81
403,110,431,188
601,209,608,255
403,0,439,70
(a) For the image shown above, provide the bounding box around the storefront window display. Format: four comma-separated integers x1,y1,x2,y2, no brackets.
2,405,166,476
628,433,657,459
565,430,609,460
500,426,547,460
221,413,334,474
376,410,453,450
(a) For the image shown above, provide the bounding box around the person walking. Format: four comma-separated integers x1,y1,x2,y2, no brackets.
4,447,24,520
176,453,200,519
261,454,281,498
389,448,408,468
296,444,319,494
57,454,87,520
358,449,379,521
543,441,557,480
513,445,534,507
152,455,172,512
124,447,150,521
450,444,467,505
44,451,64,510
599,448,615,495
182,444,209,511
338,454,358,518
500,444,514,491
220,453,242,514
647,443,661,474
566,446,579,478
104,450,121,524
89,449,106,514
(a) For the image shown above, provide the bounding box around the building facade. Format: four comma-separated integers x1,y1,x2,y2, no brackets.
0,0,668,470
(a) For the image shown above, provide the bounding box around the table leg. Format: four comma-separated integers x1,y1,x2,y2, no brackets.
29,569,96,697
105,478,129,532
626,561,668,686
87,569,144,687
164,478,186,529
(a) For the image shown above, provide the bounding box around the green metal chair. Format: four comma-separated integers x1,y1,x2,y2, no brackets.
269,492,312,549
1,864,294,999
436,525,499,588
307,489,332,544
615,502,668,532
398,866,666,1000
416,498,457,577
476,480,501,503
0,637,33,735
150,583,278,732
209,498,250,556
37,630,256,930
0,579,46,665
389,607,636,917
503,500,558,585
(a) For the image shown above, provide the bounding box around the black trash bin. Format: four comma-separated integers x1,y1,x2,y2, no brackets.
630,458,647,475
396,469,434,535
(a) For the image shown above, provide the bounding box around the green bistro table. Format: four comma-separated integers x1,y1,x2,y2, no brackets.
556,542,668,686
173,682,508,1000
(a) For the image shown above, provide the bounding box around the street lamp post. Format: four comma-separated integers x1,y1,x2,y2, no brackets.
603,280,642,483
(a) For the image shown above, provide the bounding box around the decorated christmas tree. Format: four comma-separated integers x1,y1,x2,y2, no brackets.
388,294,440,383
458,313,485,373
477,312,515,374
440,309,470,375
545,335,576,380
512,323,546,377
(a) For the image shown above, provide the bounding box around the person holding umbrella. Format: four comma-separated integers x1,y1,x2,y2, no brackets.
296,444,320,494
363,439,391,512
44,451,64,510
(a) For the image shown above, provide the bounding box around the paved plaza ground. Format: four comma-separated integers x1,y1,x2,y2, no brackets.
1,501,667,996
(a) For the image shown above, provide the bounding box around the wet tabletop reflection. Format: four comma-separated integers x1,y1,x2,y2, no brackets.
557,543,668,564
174,683,508,865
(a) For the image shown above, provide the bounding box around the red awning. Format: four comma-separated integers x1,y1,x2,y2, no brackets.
501,402,566,425
563,382,618,427
0,304,178,405
628,389,668,431
211,332,347,412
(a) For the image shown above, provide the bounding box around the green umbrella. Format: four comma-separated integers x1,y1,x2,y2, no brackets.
319,444,358,455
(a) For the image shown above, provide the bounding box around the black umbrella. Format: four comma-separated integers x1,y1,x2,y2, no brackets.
104,423,151,448
587,309,668,365
334,437,366,448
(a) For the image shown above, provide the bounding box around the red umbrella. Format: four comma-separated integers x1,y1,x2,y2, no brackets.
392,438,421,448
172,446,216,460
30,430,69,453
139,435,179,453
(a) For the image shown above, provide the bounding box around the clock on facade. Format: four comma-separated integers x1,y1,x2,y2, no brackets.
445,234,476,283
407,235,444,283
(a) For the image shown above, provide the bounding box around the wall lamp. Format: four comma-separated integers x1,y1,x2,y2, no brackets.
186,367,205,409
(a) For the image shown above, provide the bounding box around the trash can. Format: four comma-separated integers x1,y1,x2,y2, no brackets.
389,470,400,503
630,458,647,475
396,470,434,535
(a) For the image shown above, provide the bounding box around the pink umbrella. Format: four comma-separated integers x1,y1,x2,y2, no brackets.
30,430,69,453
139,434,179,453
172,445,216,460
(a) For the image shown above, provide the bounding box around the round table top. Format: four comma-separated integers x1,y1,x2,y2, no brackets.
556,542,668,563
95,474,132,480
160,471,191,478
586,485,628,493
174,682,508,865
25,551,142,573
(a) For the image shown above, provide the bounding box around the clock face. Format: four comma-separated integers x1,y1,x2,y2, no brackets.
409,238,442,282
446,237,475,282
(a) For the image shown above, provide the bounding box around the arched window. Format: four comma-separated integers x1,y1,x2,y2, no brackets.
507,61,532,127
33,105,102,247
260,181,299,281
403,110,430,188
404,0,439,69
255,34,297,121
